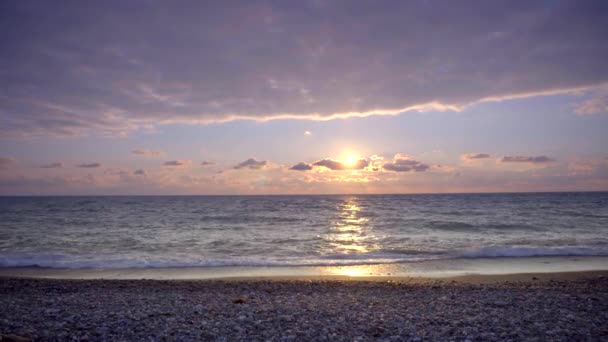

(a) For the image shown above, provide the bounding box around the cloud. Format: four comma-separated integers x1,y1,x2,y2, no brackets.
131,149,164,156
501,155,555,164
234,158,268,170
312,159,347,171
462,153,491,160
289,162,313,171
312,158,369,171
0,157,15,169
104,169,129,176
200,161,215,166
575,86,608,115
134,169,146,175
383,154,430,172
76,163,101,168
163,160,192,167
40,162,63,168
2,1,607,137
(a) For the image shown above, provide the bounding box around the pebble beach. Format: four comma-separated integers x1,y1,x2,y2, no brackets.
1,272,608,341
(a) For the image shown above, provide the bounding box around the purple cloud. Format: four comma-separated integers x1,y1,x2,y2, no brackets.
312,158,369,171
312,159,346,171
383,155,430,172
501,155,555,164
289,162,313,171
462,153,491,160
134,169,146,175
132,149,164,156
40,162,63,168
76,163,101,168
200,161,215,166
0,157,16,169
1,1,607,137
234,158,268,170
163,160,191,167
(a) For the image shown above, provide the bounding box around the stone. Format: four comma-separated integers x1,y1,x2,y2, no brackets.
1,335,32,342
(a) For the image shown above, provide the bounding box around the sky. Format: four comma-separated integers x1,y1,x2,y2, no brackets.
1,0,607,195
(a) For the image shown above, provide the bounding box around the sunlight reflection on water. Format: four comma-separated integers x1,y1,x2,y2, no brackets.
321,197,380,255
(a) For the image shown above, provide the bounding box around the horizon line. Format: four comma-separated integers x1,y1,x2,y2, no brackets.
1,190,607,197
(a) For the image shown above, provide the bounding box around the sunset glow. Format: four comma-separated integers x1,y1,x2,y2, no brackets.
0,1,606,195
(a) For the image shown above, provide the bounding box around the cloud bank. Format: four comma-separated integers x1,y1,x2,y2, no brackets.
1,1,607,137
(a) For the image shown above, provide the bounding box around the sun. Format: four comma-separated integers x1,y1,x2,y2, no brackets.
345,155,357,166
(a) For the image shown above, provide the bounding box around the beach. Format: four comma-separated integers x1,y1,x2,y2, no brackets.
2,271,608,341
2,194,607,340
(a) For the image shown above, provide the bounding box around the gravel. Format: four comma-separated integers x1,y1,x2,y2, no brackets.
1,276,607,341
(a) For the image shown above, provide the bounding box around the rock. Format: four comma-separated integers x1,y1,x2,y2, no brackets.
193,304,204,313
492,300,508,307
233,297,248,304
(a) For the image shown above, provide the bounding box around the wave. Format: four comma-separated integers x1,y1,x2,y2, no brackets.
459,246,608,258
2,246,608,269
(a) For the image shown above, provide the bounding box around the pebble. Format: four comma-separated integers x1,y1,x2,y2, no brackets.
0,276,607,340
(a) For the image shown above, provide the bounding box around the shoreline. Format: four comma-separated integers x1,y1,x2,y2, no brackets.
2,255,607,280
3,269,608,284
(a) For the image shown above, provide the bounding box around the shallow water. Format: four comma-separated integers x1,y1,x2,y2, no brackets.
1,192,607,269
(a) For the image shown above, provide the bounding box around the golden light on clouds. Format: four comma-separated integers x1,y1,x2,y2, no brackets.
345,155,357,167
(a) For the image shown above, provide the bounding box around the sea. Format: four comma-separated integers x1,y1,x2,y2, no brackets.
1,192,607,278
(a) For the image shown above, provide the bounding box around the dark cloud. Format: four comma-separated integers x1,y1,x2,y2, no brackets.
163,160,191,167
134,169,146,175
2,1,607,137
312,159,346,170
350,159,371,170
501,155,555,163
383,155,430,172
234,158,268,170
312,158,369,171
40,162,63,168
289,162,313,171
132,149,164,156
76,163,101,168
200,161,215,166
0,157,15,169
462,153,491,160
104,169,129,176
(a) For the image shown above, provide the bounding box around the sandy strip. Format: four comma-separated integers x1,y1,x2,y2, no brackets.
1,271,608,341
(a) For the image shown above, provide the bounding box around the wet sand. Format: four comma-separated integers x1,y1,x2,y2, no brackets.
2,271,608,341
2,255,607,280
